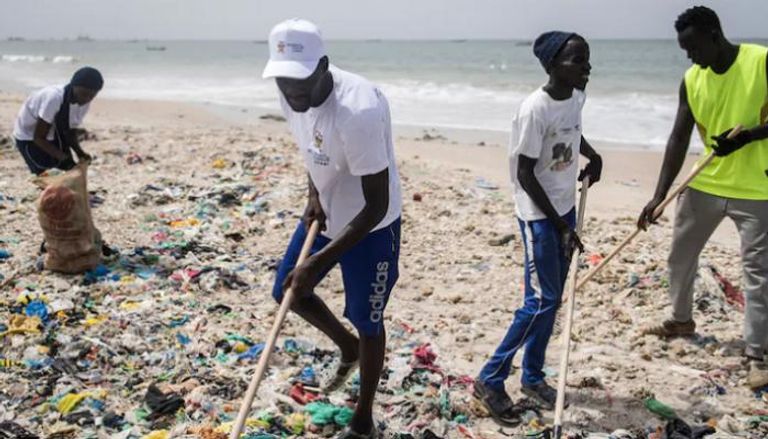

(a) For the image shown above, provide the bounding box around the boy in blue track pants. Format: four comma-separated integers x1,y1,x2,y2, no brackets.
474,31,603,426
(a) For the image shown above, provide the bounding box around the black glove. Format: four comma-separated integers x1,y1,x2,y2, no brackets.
711,128,752,157
578,154,602,186
556,220,584,260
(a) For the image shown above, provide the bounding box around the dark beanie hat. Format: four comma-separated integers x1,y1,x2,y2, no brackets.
533,31,576,70
70,67,104,91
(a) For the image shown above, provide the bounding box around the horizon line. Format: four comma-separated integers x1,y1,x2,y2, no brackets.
3,36,767,43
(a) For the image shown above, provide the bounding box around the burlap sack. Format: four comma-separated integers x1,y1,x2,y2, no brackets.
35,162,101,273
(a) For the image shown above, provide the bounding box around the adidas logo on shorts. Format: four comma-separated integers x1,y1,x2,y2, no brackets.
369,261,389,323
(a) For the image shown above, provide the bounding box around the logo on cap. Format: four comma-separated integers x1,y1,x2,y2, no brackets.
291,43,304,53
277,41,305,54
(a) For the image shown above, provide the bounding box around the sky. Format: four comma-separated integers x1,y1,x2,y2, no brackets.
0,0,766,41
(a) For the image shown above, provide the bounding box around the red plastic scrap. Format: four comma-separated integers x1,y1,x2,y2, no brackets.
170,268,203,282
398,321,415,334
709,265,745,311
587,253,604,266
412,343,444,375
446,375,474,388
457,425,476,438
413,343,437,367
289,383,319,405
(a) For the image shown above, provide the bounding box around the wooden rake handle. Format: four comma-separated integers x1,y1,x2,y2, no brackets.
229,221,320,439
553,176,590,438
572,124,743,293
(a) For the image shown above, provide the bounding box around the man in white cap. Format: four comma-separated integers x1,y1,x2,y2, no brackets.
264,19,402,439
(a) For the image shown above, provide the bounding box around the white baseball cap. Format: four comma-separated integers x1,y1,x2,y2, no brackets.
262,19,326,79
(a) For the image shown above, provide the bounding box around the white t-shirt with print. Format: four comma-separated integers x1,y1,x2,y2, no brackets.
13,85,90,141
280,66,402,239
509,87,585,221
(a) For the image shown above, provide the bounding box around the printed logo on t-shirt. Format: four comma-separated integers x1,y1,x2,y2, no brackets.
308,129,330,166
548,142,574,171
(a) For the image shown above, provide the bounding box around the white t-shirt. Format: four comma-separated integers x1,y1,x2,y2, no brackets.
281,66,402,239
509,87,585,221
13,85,90,141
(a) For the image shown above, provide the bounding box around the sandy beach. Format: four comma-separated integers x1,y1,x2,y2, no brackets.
0,91,762,438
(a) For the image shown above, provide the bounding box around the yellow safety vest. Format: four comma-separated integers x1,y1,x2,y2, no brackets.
685,43,768,200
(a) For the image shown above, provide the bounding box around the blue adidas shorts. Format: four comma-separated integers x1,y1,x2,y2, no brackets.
272,218,400,336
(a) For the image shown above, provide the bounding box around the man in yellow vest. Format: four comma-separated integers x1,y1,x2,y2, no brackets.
637,6,768,390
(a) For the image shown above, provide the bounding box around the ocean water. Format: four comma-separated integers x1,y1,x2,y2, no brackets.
1,39,765,149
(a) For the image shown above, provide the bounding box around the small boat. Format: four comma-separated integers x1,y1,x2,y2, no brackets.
146,46,167,51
